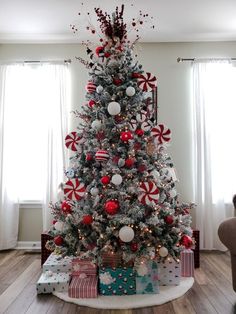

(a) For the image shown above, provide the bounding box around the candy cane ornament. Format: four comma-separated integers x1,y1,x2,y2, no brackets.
137,72,157,92
138,181,159,205
141,120,153,132
151,124,171,144
129,119,138,131
65,132,84,151
64,179,86,201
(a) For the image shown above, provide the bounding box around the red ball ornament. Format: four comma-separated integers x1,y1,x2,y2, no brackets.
54,235,63,246
138,164,147,173
88,100,96,108
113,78,122,86
134,142,142,151
101,176,111,185
52,220,57,225
104,200,119,215
120,131,133,142
132,72,141,78
135,129,144,137
104,52,111,58
125,158,135,168
95,46,104,56
130,242,138,252
61,201,72,214
82,214,93,225
180,235,193,249
86,153,93,161
165,215,174,225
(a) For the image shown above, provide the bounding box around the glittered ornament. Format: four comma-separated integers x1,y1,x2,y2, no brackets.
82,215,93,225
146,140,155,155
111,174,122,185
104,52,111,58
90,187,99,196
130,242,138,252
113,78,122,86
95,150,109,161
88,99,96,108
96,85,103,93
91,119,102,130
86,81,96,93
125,158,135,168
126,86,136,97
107,101,121,115
131,72,140,78
159,246,168,257
180,235,193,249
54,235,63,246
101,175,110,185
104,200,119,215
86,153,93,161
164,215,174,225
135,129,144,137
61,201,72,214
120,131,133,142
119,226,134,242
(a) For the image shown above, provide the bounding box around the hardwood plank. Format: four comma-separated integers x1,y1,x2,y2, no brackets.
152,303,175,314
60,301,78,314
171,292,196,314
25,294,55,314
0,260,40,313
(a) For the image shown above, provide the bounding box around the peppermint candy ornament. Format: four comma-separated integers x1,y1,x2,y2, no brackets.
136,110,147,123
64,178,86,201
65,132,83,151
141,120,152,132
137,72,157,92
151,124,171,144
138,181,159,205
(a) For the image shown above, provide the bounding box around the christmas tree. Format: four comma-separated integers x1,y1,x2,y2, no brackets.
47,5,193,268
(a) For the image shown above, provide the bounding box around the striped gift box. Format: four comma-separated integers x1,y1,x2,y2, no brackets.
180,249,194,277
100,252,122,268
68,275,98,298
72,258,97,276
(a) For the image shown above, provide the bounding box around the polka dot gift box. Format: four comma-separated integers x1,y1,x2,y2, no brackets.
157,258,181,286
36,271,70,294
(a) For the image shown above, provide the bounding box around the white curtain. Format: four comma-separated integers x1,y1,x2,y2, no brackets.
0,63,70,249
192,60,236,250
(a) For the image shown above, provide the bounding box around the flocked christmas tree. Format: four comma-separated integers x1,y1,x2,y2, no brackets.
47,5,194,268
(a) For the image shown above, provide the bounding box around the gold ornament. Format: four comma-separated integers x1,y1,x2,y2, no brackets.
146,139,155,155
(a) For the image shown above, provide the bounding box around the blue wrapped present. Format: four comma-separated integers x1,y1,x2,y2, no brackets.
99,266,136,295
136,260,159,294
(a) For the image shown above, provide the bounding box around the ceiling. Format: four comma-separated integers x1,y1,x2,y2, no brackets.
0,0,236,43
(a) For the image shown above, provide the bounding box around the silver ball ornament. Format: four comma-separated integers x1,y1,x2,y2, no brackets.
126,86,136,97
119,226,134,242
96,85,103,93
159,246,168,257
107,101,121,116
90,187,99,196
111,174,122,186
91,119,102,130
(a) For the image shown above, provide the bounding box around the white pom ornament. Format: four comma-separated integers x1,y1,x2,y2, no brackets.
107,101,121,116
90,187,99,196
126,86,135,97
159,246,168,257
91,119,102,130
54,221,64,231
119,226,134,242
96,85,103,93
111,174,122,185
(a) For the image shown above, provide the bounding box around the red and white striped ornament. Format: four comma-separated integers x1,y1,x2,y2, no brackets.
137,72,157,92
95,150,109,162
138,181,159,205
65,132,83,151
151,124,171,144
141,120,152,132
86,81,96,94
64,178,86,201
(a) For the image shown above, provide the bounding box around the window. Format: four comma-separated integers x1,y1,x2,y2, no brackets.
2,63,70,203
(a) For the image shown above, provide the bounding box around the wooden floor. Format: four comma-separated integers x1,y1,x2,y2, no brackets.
0,251,235,314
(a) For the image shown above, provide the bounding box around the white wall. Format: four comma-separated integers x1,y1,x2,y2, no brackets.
1,41,236,241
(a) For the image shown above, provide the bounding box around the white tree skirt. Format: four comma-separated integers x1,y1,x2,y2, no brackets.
53,277,194,309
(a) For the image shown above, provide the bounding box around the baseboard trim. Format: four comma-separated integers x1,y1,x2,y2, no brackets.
16,241,41,250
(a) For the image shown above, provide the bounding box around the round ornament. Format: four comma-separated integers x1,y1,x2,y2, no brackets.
135,129,144,137
82,215,93,225
95,46,104,56
64,178,86,201
129,119,138,131
107,101,121,116
126,86,136,97
111,174,122,185
113,78,122,86
137,72,157,92
136,110,147,123
61,201,72,214
138,164,147,173
54,235,63,246
101,176,110,185
104,52,111,58
120,131,133,142
180,235,193,249
54,221,64,231
151,124,171,144
91,119,102,130
164,215,174,225
86,81,96,94
90,187,99,196
131,72,141,79
65,132,83,151
159,246,168,257
141,120,152,132
96,85,103,94
104,200,119,215
130,242,138,252
125,158,135,168
138,181,160,205
88,100,96,108
119,226,134,242
95,150,109,162
66,168,75,178
86,153,93,161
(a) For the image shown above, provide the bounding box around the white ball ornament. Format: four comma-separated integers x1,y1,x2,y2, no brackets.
91,119,102,130
119,226,134,242
126,86,136,97
118,158,125,167
111,174,122,186
96,85,103,93
107,101,121,116
90,187,99,196
54,221,64,231
159,246,169,257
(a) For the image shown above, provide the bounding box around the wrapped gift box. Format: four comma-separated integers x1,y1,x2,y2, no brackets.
192,229,200,268
43,253,73,273
180,249,194,277
36,272,70,294
99,266,136,296
72,258,97,276
136,260,159,294
68,275,98,298
100,252,122,268
157,258,181,286
41,231,53,266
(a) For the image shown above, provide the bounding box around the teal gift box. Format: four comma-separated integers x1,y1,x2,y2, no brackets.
99,266,136,295
136,260,159,294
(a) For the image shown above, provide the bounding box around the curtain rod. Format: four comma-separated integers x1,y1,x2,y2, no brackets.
0,59,71,64
177,57,236,63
